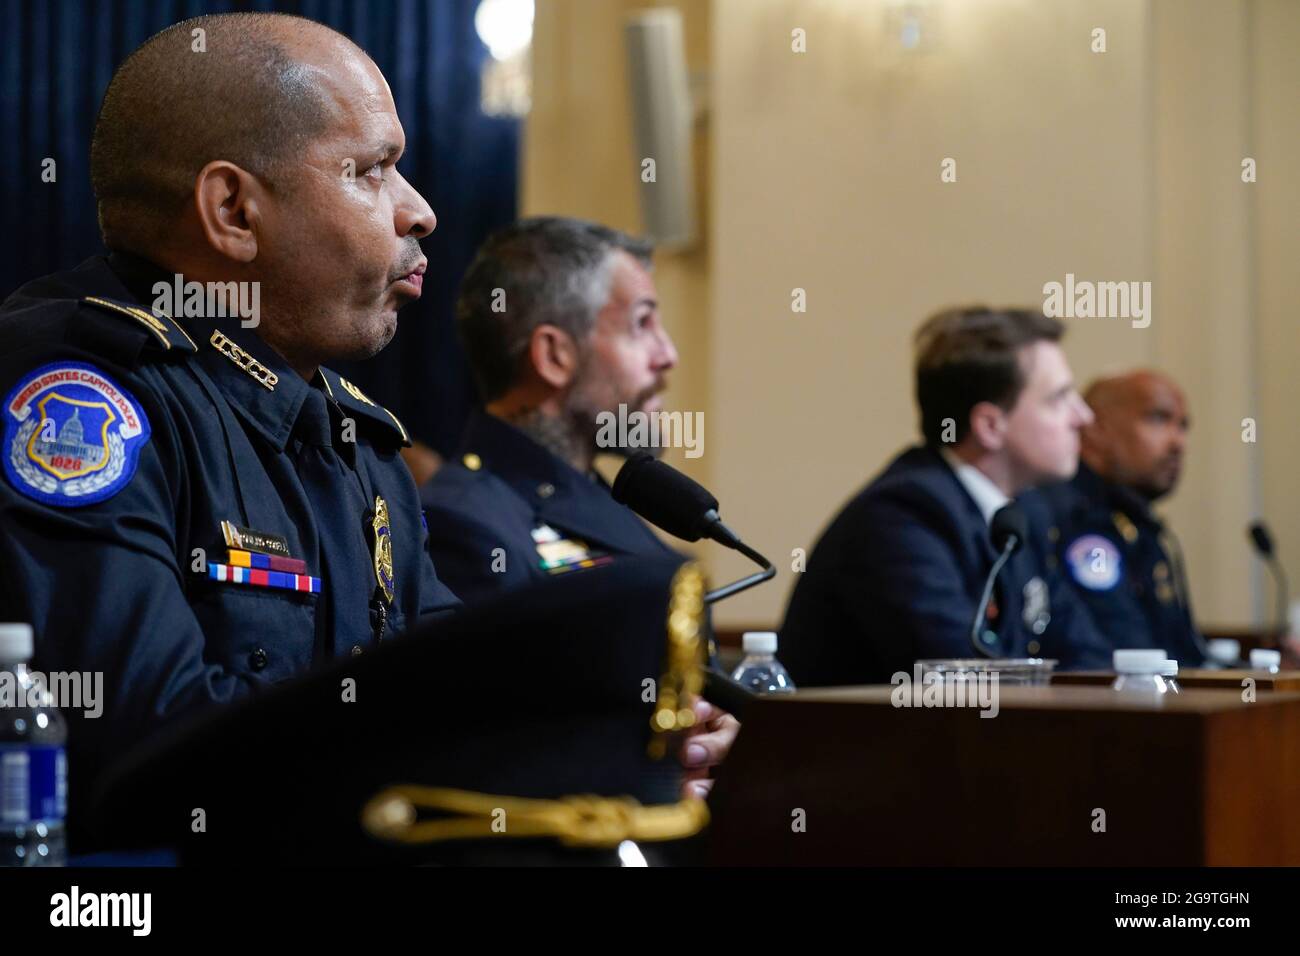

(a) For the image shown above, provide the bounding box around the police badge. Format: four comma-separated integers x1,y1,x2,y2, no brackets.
371,495,395,604
1022,576,1051,635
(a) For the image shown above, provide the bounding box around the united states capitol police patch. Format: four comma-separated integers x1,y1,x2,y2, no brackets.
3,362,151,507
1064,533,1122,591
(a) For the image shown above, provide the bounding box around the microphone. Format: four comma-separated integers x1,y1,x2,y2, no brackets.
611,452,734,545
612,453,776,716
611,452,775,604
969,503,1029,657
1247,520,1289,643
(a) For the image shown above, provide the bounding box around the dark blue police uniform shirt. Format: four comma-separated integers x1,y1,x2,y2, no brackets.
778,445,1113,685
420,409,679,605
1039,462,1204,665
0,253,460,831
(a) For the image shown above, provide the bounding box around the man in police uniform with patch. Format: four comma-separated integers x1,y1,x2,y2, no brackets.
1040,370,1204,664
779,307,1114,686
418,219,740,799
0,13,461,844
420,218,684,604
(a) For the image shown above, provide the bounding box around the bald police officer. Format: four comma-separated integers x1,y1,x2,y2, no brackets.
0,13,459,843
1040,370,1205,665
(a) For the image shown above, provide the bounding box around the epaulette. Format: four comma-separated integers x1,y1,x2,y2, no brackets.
318,366,411,447
80,296,198,353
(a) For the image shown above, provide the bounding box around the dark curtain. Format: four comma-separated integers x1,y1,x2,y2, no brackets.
0,0,518,454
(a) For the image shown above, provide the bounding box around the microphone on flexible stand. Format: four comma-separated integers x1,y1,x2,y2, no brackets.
611,453,777,717
969,503,1029,657
611,453,776,604
1247,520,1290,645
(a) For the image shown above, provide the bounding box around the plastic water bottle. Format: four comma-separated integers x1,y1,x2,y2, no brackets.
1111,649,1171,695
1160,659,1181,694
1249,649,1281,674
1205,638,1241,668
731,632,796,694
0,623,67,866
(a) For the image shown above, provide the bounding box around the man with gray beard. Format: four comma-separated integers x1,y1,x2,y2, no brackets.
421,217,736,799
421,217,682,604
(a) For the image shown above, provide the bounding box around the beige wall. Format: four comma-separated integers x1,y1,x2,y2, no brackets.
527,0,1299,632
1252,0,1300,631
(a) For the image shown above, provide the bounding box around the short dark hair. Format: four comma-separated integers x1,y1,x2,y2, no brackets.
90,13,348,254
456,217,654,402
914,306,1065,446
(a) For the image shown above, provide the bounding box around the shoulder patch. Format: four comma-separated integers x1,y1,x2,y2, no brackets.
318,367,410,447
3,362,151,507
1064,533,1122,591
81,296,197,353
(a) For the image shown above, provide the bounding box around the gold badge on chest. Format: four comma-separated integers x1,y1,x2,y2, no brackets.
371,495,395,604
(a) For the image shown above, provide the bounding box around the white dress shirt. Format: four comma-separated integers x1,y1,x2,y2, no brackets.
939,448,1010,526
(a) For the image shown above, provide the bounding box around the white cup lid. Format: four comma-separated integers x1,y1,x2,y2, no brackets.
1249,649,1281,669
1206,639,1241,663
1113,649,1168,673
743,631,778,654
0,623,34,660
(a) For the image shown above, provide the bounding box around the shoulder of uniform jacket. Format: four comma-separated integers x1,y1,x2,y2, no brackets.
78,295,199,355
317,366,411,448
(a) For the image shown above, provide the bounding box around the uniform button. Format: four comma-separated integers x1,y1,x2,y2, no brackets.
1027,640,1042,655
249,648,268,671
537,482,555,499
351,645,363,657
462,453,482,471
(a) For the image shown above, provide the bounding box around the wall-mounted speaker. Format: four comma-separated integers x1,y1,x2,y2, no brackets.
624,9,696,249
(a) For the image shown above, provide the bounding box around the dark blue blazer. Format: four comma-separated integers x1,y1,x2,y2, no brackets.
421,410,680,605
779,445,1113,685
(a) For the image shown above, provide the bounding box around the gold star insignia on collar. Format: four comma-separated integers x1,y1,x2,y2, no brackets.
1111,511,1138,544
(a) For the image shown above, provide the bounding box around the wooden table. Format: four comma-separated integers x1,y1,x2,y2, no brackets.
1053,668,1300,691
706,684,1300,865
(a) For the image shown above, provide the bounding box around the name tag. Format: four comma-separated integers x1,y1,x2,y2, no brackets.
221,520,292,558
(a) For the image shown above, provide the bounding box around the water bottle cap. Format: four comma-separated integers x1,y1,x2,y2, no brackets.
1160,659,1179,676
743,631,778,654
1113,649,1167,673
1250,649,1281,669
0,622,34,660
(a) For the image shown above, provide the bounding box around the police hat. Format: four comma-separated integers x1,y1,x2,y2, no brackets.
92,556,710,865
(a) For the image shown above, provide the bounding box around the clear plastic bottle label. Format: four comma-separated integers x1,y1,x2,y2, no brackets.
0,745,67,824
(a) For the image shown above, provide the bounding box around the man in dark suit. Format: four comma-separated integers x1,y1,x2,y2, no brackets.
779,306,1114,685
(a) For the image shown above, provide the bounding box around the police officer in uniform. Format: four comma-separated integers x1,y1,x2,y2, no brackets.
421,218,683,605
0,13,458,844
1040,370,1204,664
421,218,737,799
779,307,1113,685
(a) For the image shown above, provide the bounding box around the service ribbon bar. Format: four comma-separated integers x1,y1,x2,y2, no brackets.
226,548,308,574
208,562,321,594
